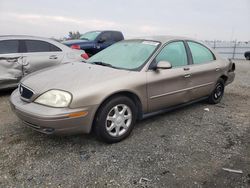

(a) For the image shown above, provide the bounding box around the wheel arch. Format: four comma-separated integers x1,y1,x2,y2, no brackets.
91,90,143,132
220,75,228,83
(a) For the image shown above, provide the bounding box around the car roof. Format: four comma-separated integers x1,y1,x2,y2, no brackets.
134,35,196,43
83,30,122,33
0,35,73,51
0,35,55,41
134,35,221,61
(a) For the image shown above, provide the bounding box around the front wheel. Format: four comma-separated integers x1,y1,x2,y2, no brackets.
94,96,137,143
208,78,225,104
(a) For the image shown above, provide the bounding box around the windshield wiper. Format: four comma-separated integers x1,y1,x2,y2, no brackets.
90,61,118,69
80,37,89,40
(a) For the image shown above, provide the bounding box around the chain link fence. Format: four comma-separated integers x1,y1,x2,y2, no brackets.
204,41,250,60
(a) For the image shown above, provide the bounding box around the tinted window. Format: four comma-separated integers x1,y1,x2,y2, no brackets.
188,41,214,64
50,44,62,51
155,41,188,67
113,32,123,42
100,32,113,42
80,31,101,41
25,40,61,53
0,40,19,54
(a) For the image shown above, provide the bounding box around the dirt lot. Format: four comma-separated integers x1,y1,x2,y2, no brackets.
0,60,250,187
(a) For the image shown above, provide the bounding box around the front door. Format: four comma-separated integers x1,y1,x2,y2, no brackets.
147,41,191,112
0,39,23,89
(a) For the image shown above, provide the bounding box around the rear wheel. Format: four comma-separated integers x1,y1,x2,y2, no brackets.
246,55,250,60
208,78,225,104
94,96,137,143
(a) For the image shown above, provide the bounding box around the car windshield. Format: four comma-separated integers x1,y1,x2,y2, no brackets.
80,31,101,41
87,40,160,70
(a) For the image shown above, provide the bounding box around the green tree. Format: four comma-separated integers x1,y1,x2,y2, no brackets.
68,31,81,39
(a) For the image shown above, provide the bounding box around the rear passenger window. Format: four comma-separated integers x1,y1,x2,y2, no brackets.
25,40,61,53
0,40,19,54
155,41,188,67
188,41,215,64
50,44,62,52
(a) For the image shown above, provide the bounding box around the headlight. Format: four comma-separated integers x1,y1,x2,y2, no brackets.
35,90,72,107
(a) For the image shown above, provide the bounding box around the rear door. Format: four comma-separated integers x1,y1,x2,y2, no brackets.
185,41,221,100
22,39,64,75
0,39,23,89
147,41,191,112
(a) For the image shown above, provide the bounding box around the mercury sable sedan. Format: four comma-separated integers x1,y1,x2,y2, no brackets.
10,36,235,143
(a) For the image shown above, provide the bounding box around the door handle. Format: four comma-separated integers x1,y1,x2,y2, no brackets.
183,67,190,71
184,74,191,78
215,68,220,72
49,55,58,60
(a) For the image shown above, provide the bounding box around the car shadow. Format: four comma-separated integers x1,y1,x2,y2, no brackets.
0,88,15,97
7,96,210,152
135,99,208,128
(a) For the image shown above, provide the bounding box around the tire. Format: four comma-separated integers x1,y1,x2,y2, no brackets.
94,96,137,143
246,56,250,60
208,78,225,104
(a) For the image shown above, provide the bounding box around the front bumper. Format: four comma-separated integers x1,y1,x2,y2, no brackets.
10,89,97,135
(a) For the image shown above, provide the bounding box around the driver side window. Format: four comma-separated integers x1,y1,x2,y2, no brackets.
155,41,188,67
99,32,112,42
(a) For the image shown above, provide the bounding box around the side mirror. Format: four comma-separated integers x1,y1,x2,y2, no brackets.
156,61,172,69
98,37,106,43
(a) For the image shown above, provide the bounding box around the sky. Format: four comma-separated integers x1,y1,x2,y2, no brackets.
0,0,249,41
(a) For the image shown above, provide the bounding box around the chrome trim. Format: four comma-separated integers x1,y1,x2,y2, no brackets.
150,82,214,99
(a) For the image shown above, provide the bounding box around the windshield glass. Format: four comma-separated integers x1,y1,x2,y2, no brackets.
80,31,101,41
87,40,160,70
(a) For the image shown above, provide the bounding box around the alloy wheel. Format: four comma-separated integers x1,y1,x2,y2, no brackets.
214,84,223,100
105,104,132,137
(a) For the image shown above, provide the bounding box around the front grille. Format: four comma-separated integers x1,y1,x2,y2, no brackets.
19,84,34,100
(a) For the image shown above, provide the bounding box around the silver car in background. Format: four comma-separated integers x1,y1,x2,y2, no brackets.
0,35,88,90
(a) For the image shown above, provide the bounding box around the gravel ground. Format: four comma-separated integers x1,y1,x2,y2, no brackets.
0,60,250,188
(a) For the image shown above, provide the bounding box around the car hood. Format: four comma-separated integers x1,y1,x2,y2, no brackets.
62,39,89,46
21,62,131,95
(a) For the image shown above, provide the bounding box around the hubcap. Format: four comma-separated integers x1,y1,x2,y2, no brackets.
214,84,223,99
105,104,132,137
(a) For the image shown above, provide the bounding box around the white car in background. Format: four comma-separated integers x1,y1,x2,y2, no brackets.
0,35,88,90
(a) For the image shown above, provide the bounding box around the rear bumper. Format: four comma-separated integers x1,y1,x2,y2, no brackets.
10,89,97,135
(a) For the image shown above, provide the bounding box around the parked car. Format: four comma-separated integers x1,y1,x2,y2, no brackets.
0,35,88,90
10,36,235,143
244,51,250,60
62,30,124,56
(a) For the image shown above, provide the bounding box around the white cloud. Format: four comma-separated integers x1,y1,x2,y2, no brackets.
7,12,120,29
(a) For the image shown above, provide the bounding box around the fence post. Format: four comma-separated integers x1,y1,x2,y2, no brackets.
213,40,216,49
232,40,237,59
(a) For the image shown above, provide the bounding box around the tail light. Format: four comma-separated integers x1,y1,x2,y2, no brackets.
71,45,81,50
81,53,89,60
